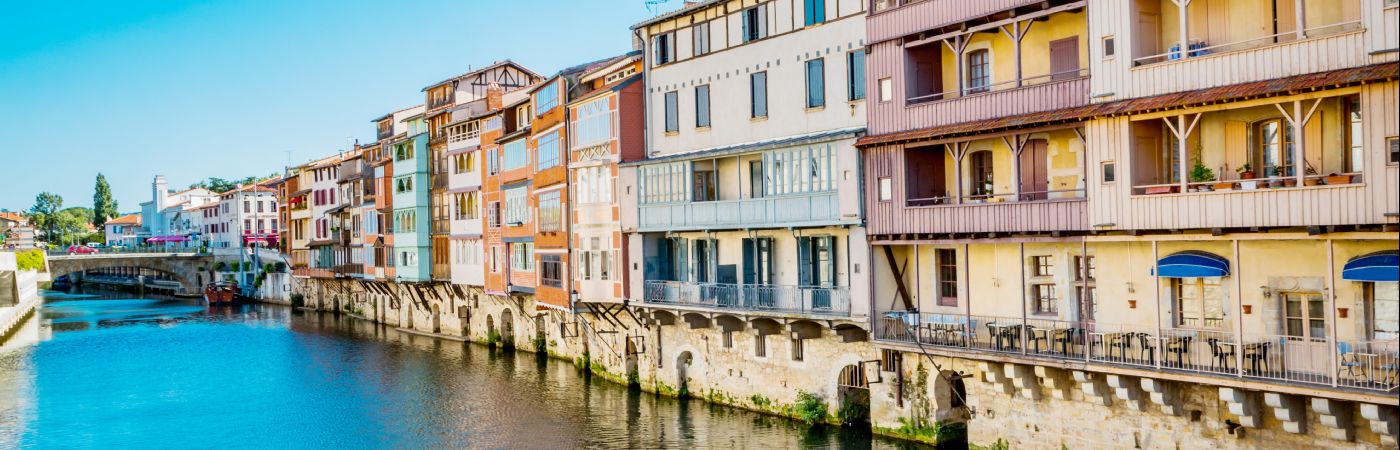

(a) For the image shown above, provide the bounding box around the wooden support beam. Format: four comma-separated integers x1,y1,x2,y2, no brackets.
881,246,916,311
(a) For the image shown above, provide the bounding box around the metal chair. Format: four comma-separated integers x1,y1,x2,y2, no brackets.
1207,338,1235,371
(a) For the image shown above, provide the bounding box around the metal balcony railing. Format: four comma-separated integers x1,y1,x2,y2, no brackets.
876,311,1398,394
643,280,850,317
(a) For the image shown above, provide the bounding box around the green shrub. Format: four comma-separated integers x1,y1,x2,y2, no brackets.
750,394,772,409
14,249,45,271
836,399,869,426
793,391,828,424
486,330,502,346
289,293,304,308
214,261,228,271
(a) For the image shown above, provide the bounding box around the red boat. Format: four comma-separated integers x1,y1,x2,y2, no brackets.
204,282,239,304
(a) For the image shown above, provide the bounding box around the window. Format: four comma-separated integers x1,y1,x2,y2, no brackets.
970,151,994,197
576,166,612,204
453,152,474,174
694,85,711,128
540,254,562,288
754,334,766,357
805,58,825,108
691,165,716,202
1255,119,1296,178
847,50,866,101
516,105,531,129
511,243,534,271
394,176,413,193
741,6,767,42
1172,277,1225,328
664,91,679,133
400,250,417,267
791,338,804,361
803,0,825,26
504,187,528,225
1033,284,1058,315
750,72,768,118
487,146,499,175
1101,161,1116,183
538,190,562,232
761,145,837,196
243,200,250,213
639,162,690,204
878,78,892,102
534,81,559,115
487,201,500,227
1391,137,1400,165
692,22,710,56
502,139,528,171
878,177,892,201
1369,282,1398,340
1102,36,1116,58
1342,96,1363,173
1031,255,1054,277
937,249,958,307
536,132,560,171
572,97,611,147
394,210,416,233
966,49,990,94
1075,256,1097,321
395,144,413,161
654,32,676,65
1283,292,1326,339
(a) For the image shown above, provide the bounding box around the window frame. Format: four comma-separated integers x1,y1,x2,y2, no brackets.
694,84,711,128
847,50,866,101
805,58,826,109
664,90,679,133
750,71,768,118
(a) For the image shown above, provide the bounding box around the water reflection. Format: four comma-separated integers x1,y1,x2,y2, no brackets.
0,291,927,449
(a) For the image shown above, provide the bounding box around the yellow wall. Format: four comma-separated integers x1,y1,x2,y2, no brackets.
942,129,1084,199
938,10,1087,94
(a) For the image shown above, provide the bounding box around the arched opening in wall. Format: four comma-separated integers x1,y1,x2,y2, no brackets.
486,314,497,346
459,306,470,338
431,304,441,334
836,364,871,427
404,301,415,329
500,309,515,349
675,351,693,398
533,315,546,352
930,369,971,448
623,338,639,386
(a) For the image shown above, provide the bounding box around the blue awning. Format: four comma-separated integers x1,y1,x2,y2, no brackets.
1343,251,1399,282
1153,251,1230,278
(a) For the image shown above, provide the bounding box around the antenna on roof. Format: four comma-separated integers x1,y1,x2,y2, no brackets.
645,0,671,16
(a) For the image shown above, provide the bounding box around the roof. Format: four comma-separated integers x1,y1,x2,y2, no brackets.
371,104,422,123
105,213,142,226
623,126,866,167
632,0,724,30
0,212,25,223
422,60,543,92
857,62,1399,147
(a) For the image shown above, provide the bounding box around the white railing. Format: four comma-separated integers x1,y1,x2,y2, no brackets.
1133,20,1363,66
875,311,1398,393
643,280,851,316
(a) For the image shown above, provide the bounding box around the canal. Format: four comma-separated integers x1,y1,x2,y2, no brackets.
0,291,927,449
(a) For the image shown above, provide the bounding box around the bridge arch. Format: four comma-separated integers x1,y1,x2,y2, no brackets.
47,254,214,296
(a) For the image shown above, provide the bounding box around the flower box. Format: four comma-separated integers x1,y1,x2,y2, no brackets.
1325,175,1353,185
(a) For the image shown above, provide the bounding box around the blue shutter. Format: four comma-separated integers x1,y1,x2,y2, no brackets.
797,236,813,286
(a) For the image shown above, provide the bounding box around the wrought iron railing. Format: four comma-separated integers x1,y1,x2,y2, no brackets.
876,311,1398,393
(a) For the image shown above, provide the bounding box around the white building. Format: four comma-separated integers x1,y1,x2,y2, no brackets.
211,183,279,249
139,175,219,247
102,213,143,247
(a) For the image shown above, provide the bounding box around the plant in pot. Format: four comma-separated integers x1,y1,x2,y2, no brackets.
1302,164,1320,186
1236,163,1256,180
1189,158,1216,192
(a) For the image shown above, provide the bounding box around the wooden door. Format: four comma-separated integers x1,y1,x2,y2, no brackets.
1019,139,1049,200
1136,13,1161,61
1049,37,1080,80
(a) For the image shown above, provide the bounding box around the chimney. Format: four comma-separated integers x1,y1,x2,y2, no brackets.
486,83,503,111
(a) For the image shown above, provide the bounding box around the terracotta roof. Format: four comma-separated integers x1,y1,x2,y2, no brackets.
0,212,25,223
106,213,142,226
632,0,724,29
857,63,1398,147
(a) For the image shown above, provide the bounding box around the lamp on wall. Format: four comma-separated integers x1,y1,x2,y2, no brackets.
1259,286,1272,299
1127,281,1135,294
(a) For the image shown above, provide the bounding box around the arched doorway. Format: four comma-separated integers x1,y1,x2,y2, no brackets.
676,351,694,398
404,302,415,329
431,304,441,334
836,364,871,426
500,309,515,348
930,370,970,447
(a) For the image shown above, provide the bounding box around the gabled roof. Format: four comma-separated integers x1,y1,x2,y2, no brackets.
422,60,543,92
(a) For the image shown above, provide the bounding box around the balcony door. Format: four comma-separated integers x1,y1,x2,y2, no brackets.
1282,292,1330,376
1018,139,1049,201
799,236,837,310
743,237,774,309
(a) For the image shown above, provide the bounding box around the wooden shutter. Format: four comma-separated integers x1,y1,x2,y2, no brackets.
1225,121,1249,179
1049,37,1080,80
824,236,838,287
797,236,813,286
674,238,689,282
742,239,756,284
1304,111,1324,175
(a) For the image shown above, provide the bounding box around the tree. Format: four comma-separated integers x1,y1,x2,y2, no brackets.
28,192,62,245
51,209,88,246
92,173,119,228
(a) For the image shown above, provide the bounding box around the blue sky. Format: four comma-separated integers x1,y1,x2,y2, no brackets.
0,0,666,213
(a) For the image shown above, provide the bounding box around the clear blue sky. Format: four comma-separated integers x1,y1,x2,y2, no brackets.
0,0,669,213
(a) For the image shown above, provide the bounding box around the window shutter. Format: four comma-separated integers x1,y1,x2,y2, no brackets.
1225,121,1248,179
824,236,838,287
707,238,719,283
674,238,689,282
757,5,768,38
742,239,756,284
797,236,813,286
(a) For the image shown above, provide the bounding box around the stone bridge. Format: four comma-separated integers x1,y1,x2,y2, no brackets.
47,253,215,296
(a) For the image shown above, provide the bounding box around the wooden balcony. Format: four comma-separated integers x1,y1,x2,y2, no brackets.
872,197,1088,236
869,75,1090,136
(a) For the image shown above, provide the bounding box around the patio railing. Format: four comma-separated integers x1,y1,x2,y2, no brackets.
643,280,851,317
877,311,1398,393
